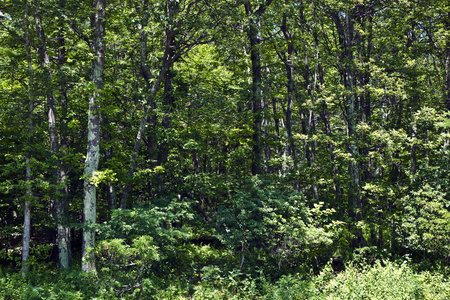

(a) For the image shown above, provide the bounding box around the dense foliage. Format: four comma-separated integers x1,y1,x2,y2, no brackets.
1,0,450,298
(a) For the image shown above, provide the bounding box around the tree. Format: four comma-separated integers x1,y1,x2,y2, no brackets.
34,0,71,269
82,0,105,273
243,0,274,175
121,0,213,208
21,0,34,276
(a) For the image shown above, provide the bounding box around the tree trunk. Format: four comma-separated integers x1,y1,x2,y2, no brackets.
332,8,364,247
280,10,295,159
445,12,450,111
244,0,274,175
103,129,117,211
445,44,450,111
34,7,71,269
57,3,72,262
22,6,33,276
160,36,175,165
248,22,262,175
262,67,271,172
120,19,171,209
82,0,105,273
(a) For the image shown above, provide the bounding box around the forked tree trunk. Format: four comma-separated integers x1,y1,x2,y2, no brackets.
120,22,169,209
121,0,177,208
34,7,71,270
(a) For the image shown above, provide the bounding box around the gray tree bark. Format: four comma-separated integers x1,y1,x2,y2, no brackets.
34,7,71,270
57,0,72,257
280,8,295,159
22,5,33,276
82,0,105,273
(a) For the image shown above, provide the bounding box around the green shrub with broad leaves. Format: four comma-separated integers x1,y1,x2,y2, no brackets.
214,177,336,274
95,236,159,299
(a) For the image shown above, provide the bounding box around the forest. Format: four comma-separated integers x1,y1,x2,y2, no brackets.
1,0,450,299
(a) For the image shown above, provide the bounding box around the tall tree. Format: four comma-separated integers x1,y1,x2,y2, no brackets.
243,0,274,175
121,0,211,208
21,0,34,276
82,0,105,273
34,2,71,269
330,2,364,247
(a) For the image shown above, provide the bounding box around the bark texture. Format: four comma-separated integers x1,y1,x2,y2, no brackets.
82,0,105,273
244,0,274,175
22,4,33,277
34,7,71,270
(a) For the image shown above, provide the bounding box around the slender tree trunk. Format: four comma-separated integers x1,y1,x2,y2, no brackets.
303,55,319,199
22,195,31,276
160,38,175,165
445,46,450,111
22,5,33,276
82,0,105,273
333,9,363,247
272,97,280,139
445,49,450,110
34,7,71,269
280,10,295,159
104,125,117,210
57,6,72,261
445,13,450,111
162,65,173,131
244,0,274,175
262,67,271,172
248,21,262,175
23,147,32,276
120,19,170,208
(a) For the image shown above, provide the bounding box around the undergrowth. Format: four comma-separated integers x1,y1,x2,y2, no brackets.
1,257,450,299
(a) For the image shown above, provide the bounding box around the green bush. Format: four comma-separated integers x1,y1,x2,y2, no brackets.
262,274,314,300
314,260,450,300
0,267,99,300
214,177,335,274
95,236,160,299
322,261,425,299
3,255,450,300
0,269,26,300
261,260,450,300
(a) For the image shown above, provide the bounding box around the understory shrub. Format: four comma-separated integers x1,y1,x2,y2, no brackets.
263,260,450,300
2,259,450,299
